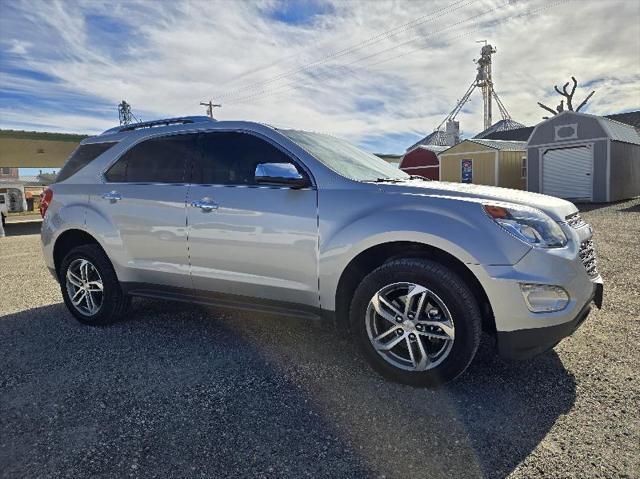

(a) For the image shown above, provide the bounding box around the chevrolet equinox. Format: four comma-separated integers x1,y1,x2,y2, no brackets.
41,116,603,386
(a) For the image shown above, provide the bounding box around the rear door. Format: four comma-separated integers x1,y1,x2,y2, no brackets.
91,133,195,289
542,146,593,200
186,131,319,307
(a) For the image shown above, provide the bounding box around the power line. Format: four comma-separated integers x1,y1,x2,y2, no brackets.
214,0,479,101
224,0,572,107
223,0,515,105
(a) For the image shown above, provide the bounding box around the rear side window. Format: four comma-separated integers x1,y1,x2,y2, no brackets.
105,134,194,183
56,142,117,182
194,132,298,185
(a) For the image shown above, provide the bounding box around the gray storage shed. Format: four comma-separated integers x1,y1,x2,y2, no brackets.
526,111,640,202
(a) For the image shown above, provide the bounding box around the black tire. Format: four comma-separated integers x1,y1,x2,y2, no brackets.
59,244,130,325
350,258,481,387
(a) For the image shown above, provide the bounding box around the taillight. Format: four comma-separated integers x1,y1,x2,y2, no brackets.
40,188,53,218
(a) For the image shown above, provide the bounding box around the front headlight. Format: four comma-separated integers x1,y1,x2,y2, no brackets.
483,204,567,248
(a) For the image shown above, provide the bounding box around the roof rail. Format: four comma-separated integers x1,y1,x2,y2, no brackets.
101,116,215,135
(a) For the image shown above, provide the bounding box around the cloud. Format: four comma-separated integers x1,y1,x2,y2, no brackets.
7,40,31,55
0,0,639,152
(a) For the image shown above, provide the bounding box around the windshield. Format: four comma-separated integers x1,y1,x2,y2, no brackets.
280,129,409,182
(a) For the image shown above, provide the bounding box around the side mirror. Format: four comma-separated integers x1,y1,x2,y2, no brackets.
255,163,310,188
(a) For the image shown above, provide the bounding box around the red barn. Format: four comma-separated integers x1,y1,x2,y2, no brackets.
400,145,447,180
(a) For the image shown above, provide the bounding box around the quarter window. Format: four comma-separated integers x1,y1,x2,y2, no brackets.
56,142,117,182
193,132,301,185
106,135,194,183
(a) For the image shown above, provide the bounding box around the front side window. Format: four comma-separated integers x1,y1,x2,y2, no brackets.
105,134,194,183
193,132,302,185
280,129,409,182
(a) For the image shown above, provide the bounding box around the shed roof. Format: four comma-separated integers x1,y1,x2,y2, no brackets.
439,138,527,155
412,145,449,153
598,116,640,145
473,119,527,139
604,110,640,130
406,130,452,151
468,139,527,151
527,111,640,147
482,126,534,141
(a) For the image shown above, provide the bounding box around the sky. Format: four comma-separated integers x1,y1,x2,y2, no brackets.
1,0,639,160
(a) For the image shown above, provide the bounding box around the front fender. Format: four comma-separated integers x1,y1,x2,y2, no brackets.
318,192,531,311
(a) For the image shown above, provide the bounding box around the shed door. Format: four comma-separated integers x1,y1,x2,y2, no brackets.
542,146,592,200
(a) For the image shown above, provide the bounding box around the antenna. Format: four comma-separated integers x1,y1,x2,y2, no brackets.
200,100,221,119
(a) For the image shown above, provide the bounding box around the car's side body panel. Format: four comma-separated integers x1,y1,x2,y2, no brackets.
316,188,532,311
187,184,320,306
86,183,191,288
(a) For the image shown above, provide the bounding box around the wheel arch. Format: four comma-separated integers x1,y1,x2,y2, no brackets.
53,228,106,280
334,241,495,334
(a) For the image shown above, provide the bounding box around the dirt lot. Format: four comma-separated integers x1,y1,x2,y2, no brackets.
1,200,638,479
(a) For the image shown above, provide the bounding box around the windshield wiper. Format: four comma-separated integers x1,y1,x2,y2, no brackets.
368,177,406,183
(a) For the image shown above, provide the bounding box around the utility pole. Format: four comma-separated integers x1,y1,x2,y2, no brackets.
200,100,221,119
118,100,133,126
474,41,496,131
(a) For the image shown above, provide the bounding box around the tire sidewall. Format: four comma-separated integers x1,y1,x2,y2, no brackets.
350,259,481,387
59,245,123,325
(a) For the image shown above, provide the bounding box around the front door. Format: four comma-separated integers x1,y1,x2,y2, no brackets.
187,131,319,307
91,133,195,289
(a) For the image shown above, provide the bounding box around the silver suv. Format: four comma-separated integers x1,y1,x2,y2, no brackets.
41,116,603,386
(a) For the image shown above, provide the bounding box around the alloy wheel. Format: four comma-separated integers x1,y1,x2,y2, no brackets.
65,258,104,316
365,282,455,371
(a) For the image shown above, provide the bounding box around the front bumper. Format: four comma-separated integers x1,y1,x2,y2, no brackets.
496,282,602,360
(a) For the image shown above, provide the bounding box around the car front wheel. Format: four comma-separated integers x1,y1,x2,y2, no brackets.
350,258,481,387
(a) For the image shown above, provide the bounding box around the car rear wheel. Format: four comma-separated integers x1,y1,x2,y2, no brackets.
59,244,130,325
350,258,481,387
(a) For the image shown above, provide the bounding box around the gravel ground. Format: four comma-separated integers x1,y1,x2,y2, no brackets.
1,200,638,479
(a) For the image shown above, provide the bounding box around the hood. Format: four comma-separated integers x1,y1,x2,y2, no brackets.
380,180,577,221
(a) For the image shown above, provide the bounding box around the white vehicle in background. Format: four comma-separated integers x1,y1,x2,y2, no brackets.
0,192,8,226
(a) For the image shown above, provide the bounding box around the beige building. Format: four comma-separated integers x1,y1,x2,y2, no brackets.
0,130,87,169
439,139,527,190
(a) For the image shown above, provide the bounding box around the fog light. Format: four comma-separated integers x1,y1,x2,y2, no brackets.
519,283,569,313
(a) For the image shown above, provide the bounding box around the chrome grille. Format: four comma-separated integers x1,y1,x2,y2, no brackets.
579,240,598,278
566,212,587,229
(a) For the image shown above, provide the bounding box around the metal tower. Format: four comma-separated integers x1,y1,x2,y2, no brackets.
475,41,497,131
118,101,133,126
426,42,516,147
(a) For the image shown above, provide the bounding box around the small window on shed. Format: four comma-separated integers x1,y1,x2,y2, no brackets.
57,142,118,182
521,157,527,179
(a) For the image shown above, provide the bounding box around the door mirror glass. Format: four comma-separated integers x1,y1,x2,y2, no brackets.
255,163,309,188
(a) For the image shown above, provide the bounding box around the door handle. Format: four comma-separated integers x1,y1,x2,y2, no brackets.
102,191,122,201
191,198,219,211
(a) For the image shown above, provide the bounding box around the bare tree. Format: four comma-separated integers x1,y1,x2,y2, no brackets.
538,77,595,118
